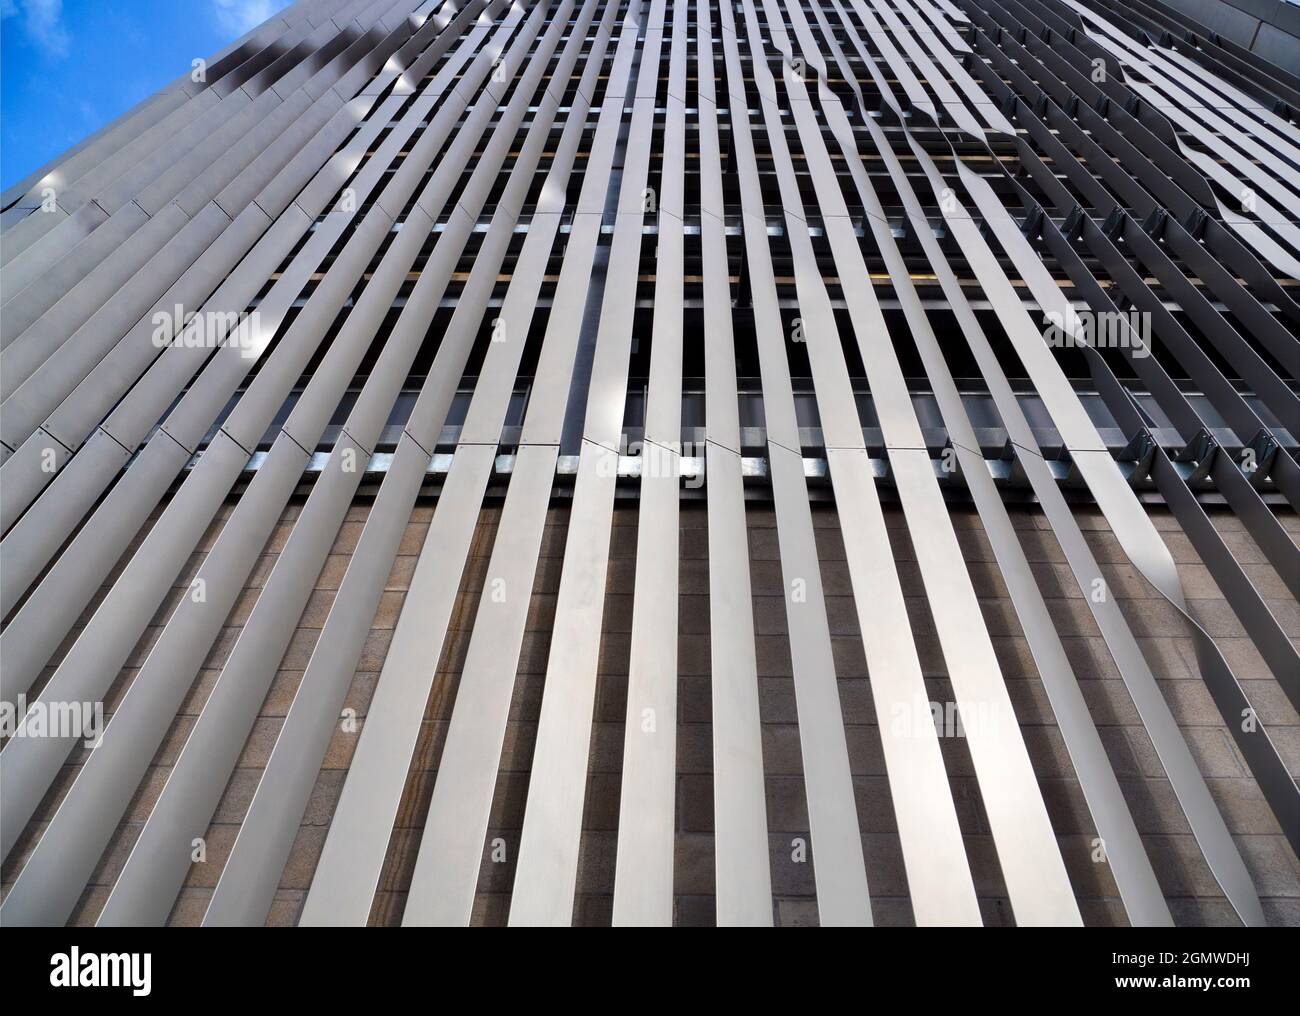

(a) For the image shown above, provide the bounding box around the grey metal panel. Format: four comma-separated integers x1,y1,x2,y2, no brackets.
0,2,494,638
100,207,307,452
768,0,1079,924
93,90,259,216
694,4,772,922
202,432,432,926
0,431,249,864
302,0,600,925
0,430,128,619
506,441,622,926
879,70,1268,922
0,0,311,207
398,444,558,925
808,2,1169,922
40,202,272,449
82,0,542,922
0,204,149,341
97,435,341,926
712,1,877,926
298,443,499,926
1,201,106,285
612,0,687,926
727,0,976,926
0,426,75,537
2,0,1295,933
397,0,627,927
218,0,603,914
508,0,666,926
0,434,190,703
0,203,211,404
2,436,309,928
0,91,187,212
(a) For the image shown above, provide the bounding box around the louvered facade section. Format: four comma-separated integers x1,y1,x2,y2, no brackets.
0,0,1297,927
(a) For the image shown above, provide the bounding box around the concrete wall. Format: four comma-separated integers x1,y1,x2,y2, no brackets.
7,496,1297,926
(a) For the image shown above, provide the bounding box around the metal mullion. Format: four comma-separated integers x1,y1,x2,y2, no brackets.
287,0,606,925
0,431,250,867
0,209,296,681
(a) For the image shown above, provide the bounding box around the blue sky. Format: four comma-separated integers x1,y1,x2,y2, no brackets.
1,0,292,190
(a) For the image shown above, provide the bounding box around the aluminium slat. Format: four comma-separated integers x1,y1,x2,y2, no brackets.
199,432,425,927
0,0,423,352
0,203,152,348
610,0,687,928
842,81,1170,940
871,127,1246,923
891,113,1270,924
975,0,1300,280
0,0,483,455
0,431,251,867
5,184,443,929
744,0,990,925
0,0,541,922
0,4,491,560
1068,2,1300,166
891,0,1017,135
967,15,1300,325
100,0,580,927
1029,214,1300,676
714,0,878,927
0,437,312,928
765,0,1080,925
966,21,1300,490
0,204,288,663
0,9,330,265
0,0,512,685
694,0,772,925
350,0,632,931
872,0,1295,884
507,0,669,927
0,2,318,215
1149,28,1300,140
1,203,224,406
858,0,987,137
894,250,1173,923
0,2,502,845
298,0,639,927
817,2,1167,921
965,161,1297,790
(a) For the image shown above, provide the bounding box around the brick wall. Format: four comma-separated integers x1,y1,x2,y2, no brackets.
7,495,1296,926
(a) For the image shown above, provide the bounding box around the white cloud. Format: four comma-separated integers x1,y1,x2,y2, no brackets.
211,0,289,37
4,0,71,59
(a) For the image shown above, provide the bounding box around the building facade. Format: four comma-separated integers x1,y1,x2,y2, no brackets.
0,0,1297,926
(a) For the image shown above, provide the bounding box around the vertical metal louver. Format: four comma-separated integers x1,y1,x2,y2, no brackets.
0,0,1296,928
